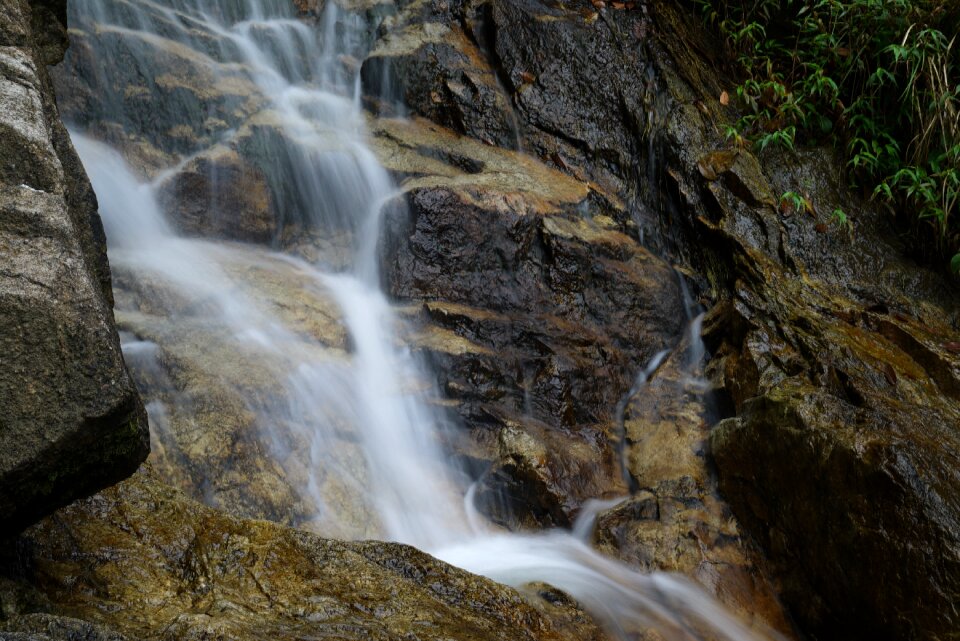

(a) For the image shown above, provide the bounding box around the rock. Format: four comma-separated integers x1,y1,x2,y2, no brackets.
0,468,607,641
591,341,794,637
51,4,263,158
155,146,279,243
361,0,960,637
0,0,148,537
371,115,684,528
0,615,132,641
361,12,519,147
705,270,960,640
638,6,960,638
110,243,362,534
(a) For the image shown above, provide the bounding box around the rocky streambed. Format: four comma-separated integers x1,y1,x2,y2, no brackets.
1,0,958,640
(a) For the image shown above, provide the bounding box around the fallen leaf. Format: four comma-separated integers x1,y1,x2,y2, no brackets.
430,91,442,103
815,223,828,233
611,1,626,8
520,71,536,84
719,90,730,106
881,363,898,386
590,0,606,8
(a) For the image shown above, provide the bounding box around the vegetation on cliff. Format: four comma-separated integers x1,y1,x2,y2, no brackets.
697,0,959,270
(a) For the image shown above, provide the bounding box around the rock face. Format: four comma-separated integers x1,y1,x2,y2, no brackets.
362,4,795,637
0,0,148,536
0,468,606,641
46,0,793,634
362,0,960,638
648,8,960,641
16,0,958,639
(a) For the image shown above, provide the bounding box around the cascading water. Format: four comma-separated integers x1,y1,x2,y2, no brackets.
64,1,778,638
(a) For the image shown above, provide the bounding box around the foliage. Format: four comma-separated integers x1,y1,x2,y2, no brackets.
696,0,959,271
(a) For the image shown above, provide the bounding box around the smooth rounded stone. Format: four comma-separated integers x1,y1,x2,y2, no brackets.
0,468,608,641
0,0,147,537
155,146,278,243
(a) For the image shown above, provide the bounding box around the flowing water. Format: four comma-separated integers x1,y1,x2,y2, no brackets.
64,1,776,638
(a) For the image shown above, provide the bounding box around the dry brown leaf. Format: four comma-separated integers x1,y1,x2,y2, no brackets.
719,90,730,106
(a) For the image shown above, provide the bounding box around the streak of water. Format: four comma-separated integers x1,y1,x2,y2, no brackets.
66,0,775,638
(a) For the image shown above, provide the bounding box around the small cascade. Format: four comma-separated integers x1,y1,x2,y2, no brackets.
65,0,777,638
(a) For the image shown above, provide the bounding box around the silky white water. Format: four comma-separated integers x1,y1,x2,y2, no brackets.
66,0,776,638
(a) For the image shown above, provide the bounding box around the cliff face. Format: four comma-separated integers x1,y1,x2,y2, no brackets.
0,0,148,535
0,0,958,640
359,0,960,637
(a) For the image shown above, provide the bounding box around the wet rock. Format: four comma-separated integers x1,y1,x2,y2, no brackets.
0,468,607,641
363,0,960,636
155,146,278,243
634,6,960,637
52,5,263,157
362,13,518,147
590,342,794,637
706,269,960,640
369,115,684,527
109,244,364,535
0,0,148,536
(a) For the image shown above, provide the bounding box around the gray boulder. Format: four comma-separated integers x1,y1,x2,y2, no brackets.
0,0,148,536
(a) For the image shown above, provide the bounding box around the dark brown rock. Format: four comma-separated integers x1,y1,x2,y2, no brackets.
362,0,960,637
156,147,279,243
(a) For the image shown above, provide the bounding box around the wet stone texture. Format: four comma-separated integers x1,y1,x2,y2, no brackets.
0,468,607,641
0,0,147,537
361,2,797,637
650,6,960,640
363,0,960,639
19,0,960,639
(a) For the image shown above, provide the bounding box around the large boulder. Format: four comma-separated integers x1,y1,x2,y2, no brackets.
0,0,148,536
0,468,606,641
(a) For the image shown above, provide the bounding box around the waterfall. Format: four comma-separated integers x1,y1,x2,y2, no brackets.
64,1,777,639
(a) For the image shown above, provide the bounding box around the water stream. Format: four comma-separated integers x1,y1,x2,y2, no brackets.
65,1,775,638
